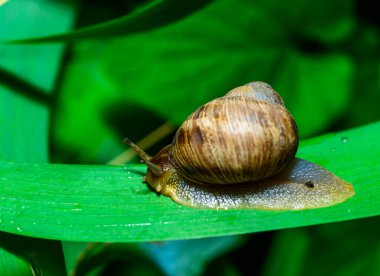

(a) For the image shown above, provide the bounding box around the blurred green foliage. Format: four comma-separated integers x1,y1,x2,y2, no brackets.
55,0,360,163
1,0,379,275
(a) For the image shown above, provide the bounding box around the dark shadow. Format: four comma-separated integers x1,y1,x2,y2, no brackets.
356,0,380,27
73,243,164,276
205,231,273,276
292,35,327,54
103,100,176,155
0,66,51,106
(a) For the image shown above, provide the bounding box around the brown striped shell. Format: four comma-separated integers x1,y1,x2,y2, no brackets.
169,81,299,185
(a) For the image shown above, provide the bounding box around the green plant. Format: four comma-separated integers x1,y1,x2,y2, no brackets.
1,0,379,275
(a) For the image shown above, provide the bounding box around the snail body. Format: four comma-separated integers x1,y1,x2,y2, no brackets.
125,82,354,210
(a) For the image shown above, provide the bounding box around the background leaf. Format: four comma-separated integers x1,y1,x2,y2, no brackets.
64,236,241,275
263,217,380,276
140,236,242,276
0,0,76,162
0,232,66,276
54,0,357,163
1,122,379,242
7,0,213,43
0,0,76,274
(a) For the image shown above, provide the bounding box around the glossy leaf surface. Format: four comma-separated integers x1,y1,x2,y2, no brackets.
1,122,379,242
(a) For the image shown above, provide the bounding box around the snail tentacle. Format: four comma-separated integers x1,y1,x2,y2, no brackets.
123,138,164,176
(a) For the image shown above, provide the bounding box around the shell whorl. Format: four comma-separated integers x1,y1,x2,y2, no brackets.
225,81,285,106
169,81,299,185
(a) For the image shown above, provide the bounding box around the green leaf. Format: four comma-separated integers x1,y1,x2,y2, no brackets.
63,243,164,275
56,0,354,162
263,217,380,276
51,40,124,163
263,228,310,276
255,0,355,44
100,0,353,133
0,0,77,274
0,0,76,162
6,0,213,43
0,232,67,276
63,236,242,275
1,121,379,242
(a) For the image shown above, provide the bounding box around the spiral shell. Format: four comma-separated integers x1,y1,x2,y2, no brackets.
169,81,299,185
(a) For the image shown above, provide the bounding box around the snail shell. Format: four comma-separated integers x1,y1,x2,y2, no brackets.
170,82,298,185
125,82,354,210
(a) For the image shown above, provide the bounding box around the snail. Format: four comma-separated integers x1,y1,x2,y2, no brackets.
125,82,354,210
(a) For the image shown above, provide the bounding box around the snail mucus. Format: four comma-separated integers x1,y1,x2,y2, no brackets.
125,82,354,210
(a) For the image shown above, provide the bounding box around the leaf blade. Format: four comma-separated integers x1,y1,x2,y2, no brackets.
1,121,379,242
5,0,213,43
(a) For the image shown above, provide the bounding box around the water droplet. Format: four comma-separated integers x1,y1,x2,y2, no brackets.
341,137,349,143
16,226,22,232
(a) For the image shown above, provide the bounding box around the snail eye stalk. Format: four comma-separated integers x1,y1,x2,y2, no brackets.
123,138,164,176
